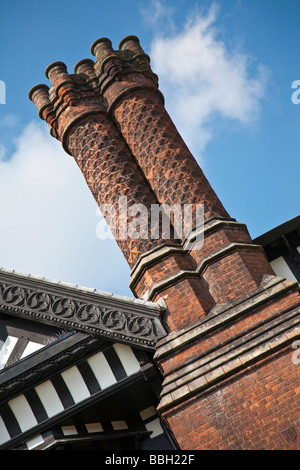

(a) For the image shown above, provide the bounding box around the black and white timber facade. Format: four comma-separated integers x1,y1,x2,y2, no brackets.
0,268,175,450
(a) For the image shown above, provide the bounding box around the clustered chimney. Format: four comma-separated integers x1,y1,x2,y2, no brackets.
30,35,300,450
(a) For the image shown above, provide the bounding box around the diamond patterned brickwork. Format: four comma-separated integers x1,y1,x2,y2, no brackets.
29,62,180,268
113,91,229,222
67,114,175,267
91,36,229,225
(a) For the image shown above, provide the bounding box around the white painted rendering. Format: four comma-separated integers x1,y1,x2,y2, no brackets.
270,256,297,282
61,425,78,436
85,422,104,433
34,380,64,417
87,351,117,389
8,395,37,432
139,406,156,421
145,418,164,439
111,420,128,430
0,336,18,369
61,366,90,403
26,434,44,450
0,415,11,445
113,343,140,376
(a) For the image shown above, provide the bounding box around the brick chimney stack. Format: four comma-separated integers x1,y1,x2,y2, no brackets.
90,35,276,315
29,60,179,268
30,52,215,330
90,36,228,222
29,35,300,450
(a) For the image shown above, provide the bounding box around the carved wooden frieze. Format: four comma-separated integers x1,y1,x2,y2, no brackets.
0,279,166,351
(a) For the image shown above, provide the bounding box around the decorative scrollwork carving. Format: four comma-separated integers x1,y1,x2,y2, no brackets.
127,315,155,337
102,309,127,331
53,298,76,318
77,304,102,324
0,279,165,349
1,285,25,305
27,291,50,311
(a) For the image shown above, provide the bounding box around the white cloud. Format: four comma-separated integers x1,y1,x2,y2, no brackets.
149,2,269,157
0,143,6,160
0,121,131,296
0,113,19,129
140,0,176,33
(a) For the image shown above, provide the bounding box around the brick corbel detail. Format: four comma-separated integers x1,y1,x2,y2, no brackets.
129,218,275,330
154,275,300,449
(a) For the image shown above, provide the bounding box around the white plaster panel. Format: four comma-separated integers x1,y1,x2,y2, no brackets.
270,256,297,282
26,434,44,450
35,380,64,417
61,366,91,403
0,336,18,369
113,343,140,376
145,418,164,439
8,395,37,432
0,415,10,445
87,351,117,389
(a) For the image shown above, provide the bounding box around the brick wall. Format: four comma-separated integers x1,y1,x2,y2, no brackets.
163,345,300,450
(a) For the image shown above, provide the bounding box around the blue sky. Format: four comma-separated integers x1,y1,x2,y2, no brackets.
0,0,299,297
